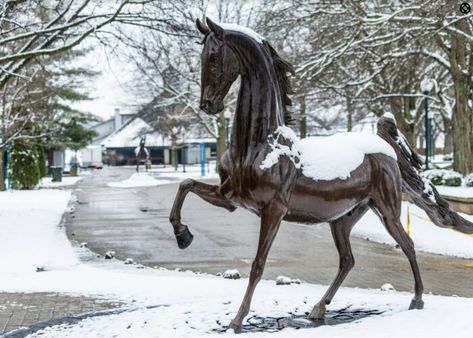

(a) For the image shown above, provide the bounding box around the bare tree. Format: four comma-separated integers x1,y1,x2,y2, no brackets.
0,0,188,189
259,0,472,172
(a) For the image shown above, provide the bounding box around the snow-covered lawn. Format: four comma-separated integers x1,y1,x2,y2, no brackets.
0,189,78,273
436,185,473,199
1,189,472,337
353,202,473,259
38,176,83,188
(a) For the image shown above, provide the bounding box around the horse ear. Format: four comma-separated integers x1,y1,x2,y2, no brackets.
196,18,209,35
206,17,224,39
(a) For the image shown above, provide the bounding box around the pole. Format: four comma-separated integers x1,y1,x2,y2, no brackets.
423,91,429,170
5,144,10,189
200,143,206,177
406,206,411,237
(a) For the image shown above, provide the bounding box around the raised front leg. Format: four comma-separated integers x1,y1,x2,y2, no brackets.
309,204,369,320
230,199,287,333
169,178,236,249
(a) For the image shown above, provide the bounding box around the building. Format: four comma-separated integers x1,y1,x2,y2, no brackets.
101,116,216,166
88,109,135,145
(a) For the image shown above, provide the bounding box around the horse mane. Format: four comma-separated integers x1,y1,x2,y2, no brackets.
201,26,296,125
264,41,295,125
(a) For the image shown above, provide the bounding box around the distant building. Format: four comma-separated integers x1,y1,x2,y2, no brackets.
101,116,216,166
89,108,135,145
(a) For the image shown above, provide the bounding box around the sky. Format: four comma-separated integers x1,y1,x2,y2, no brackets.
72,44,140,120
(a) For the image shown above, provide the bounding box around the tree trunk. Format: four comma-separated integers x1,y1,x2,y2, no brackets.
452,89,473,174
443,118,454,155
299,96,307,138
346,97,353,132
216,110,227,173
449,21,473,175
0,146,5,191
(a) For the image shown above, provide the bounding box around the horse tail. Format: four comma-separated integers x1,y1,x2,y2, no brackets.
377,113,473,234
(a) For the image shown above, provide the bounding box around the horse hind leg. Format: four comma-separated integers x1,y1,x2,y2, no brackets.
370,198,424,310
309,204,369,320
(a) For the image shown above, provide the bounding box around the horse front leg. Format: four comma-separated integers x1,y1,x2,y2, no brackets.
169,179,236,249
230,199,287,333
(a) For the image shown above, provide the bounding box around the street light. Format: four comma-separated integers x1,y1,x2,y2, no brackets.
420,79,435,170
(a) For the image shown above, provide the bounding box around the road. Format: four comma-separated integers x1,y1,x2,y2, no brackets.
67,166,473,297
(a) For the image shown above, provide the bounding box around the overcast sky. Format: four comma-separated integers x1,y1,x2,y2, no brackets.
72,44,140,120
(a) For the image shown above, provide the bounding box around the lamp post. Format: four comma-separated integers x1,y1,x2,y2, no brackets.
423,90,430,169
421,79,435,170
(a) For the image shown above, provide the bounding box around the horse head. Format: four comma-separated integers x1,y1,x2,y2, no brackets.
196,17,240,115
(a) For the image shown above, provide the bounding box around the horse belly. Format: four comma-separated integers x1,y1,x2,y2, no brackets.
286,172,372,224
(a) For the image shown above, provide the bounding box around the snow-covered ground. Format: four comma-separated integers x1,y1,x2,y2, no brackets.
436,185,473,199
1,189,473,337
0,189,78,273
353,202,473,259
38,176,83,188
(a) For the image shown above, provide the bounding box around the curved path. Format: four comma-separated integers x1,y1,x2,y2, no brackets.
67,166,473,297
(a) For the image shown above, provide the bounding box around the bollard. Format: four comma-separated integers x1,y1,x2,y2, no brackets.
406,206,411,237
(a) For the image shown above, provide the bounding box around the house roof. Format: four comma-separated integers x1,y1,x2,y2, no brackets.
102,117,170,148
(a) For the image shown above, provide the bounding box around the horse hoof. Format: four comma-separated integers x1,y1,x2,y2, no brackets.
408,299,424,310
175,226,193,249
229,321,242,334
308,304,326,320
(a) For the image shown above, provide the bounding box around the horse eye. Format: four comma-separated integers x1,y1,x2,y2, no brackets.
209,53,219,63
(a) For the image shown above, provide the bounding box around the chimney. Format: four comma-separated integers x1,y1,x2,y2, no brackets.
114,108,121,130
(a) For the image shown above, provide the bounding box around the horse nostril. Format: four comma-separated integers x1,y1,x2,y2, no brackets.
200,100,211,111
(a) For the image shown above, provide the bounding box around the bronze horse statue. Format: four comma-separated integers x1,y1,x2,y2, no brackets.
169,17,473,333
135,135,150,172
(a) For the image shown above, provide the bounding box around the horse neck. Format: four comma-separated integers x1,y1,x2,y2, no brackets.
230,47,284,159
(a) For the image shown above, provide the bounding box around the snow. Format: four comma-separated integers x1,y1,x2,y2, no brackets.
0,190,78,273
354,202,473,259
38,176,83,188
220,23,264,43
261,127,397,181
420,78,435,93
436,186,473,198
107,172,173,188
420,170,473,198
275,275,292,285
7,269,473,338
396,133,412,156
222,269,241,279
382,112,396,122
422,177,437,203
1,188,473,337
380,283,395,292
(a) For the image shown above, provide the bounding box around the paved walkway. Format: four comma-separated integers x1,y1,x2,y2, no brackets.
68,166,473,298
0,292,121,336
